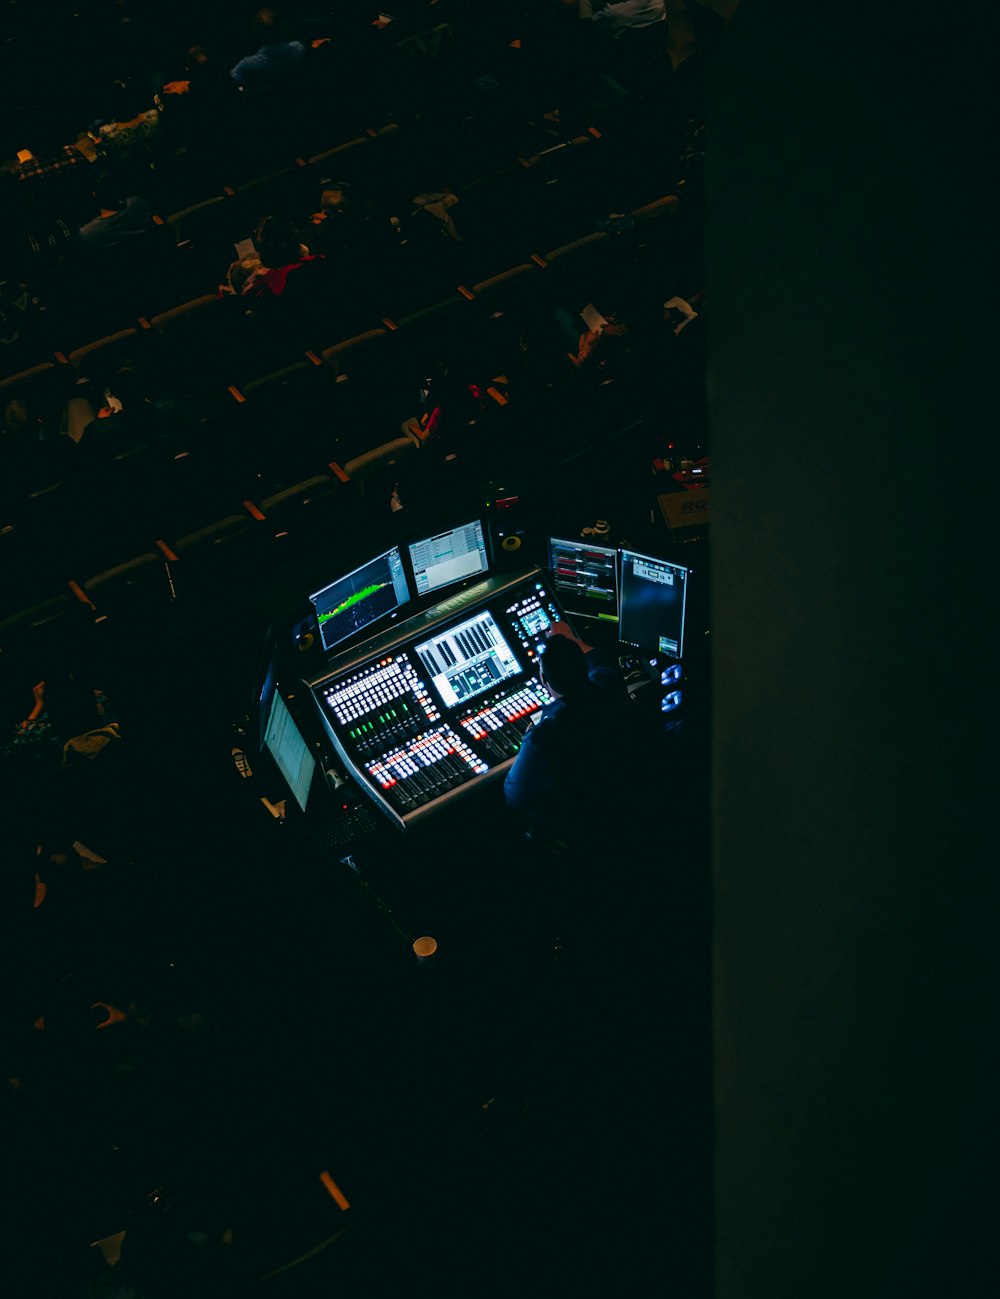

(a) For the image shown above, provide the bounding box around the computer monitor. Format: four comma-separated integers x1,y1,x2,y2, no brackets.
618,548,690,660
407,519,490,598
309,545,411,654
414,609,522,708
262,690,317,813
547,536,619,622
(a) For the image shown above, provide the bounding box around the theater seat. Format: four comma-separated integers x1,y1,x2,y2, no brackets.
239,362,340,470
343,434,420,499
66,328,140,372
159,514,259,598
166,194,237,290
80,551,171,618
541,230,611,267
304,136,370,171
149,295,257,399
540,231,617,299
631,195,682,224
254,474,355,548
319,328,388,371
0,593,73,649
0,360,58,393
172,513,255,557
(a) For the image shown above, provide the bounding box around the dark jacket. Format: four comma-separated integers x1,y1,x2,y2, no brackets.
504,650,629,837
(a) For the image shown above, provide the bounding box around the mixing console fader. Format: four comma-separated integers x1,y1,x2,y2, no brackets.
456,681,553,762
365,726,488,813
309,568,568,828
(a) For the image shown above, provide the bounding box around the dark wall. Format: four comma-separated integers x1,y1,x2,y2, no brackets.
709,4,995,1294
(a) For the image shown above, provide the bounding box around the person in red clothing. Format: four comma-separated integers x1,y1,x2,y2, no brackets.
223,214,316,299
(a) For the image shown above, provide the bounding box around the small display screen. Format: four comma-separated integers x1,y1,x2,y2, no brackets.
548,536,619,622
408,520,489,597
414,610,522,709
263,692,316,813
619,548,689,659
309,546,411,654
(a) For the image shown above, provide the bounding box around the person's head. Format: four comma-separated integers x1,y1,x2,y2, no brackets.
91,170,126,214
252,7,287,45
319,182,359,215
538,634,589,700
104,77,152,125
106,358,145,408
4,398,31,433
254,214,301,269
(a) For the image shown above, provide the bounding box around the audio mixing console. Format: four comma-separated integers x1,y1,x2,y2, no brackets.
309,569,564,827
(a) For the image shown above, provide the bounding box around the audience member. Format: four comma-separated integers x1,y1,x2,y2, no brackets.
2,660,116,766
73,355,162,460
90,79,162,157
77,172,155,250
0,388,71,501
230,8,307,92
307,182,396,259
222,213,316,300
0,275,32,359
155,44,240,152
588,0,667,39
4,128,94,244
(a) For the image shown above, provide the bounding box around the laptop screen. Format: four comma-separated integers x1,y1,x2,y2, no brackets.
263,690,317,813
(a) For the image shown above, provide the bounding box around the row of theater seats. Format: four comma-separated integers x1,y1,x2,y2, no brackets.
3,64,696,654
0,190,689,654
6,175,683,423
0,394,488,651
2,186,685,561
11,112,678,372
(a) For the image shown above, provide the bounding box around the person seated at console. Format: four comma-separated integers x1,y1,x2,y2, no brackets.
503,620,629,846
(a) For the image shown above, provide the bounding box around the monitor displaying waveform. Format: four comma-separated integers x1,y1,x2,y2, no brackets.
318,581,389,624
309,546,411,653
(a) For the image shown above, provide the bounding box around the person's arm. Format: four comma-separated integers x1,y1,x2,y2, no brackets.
18,680,46,731
503,725,555,824
545,620,593,655
26,680,45,722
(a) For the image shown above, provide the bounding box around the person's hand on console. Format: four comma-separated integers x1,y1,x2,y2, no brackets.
546,620,593,655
